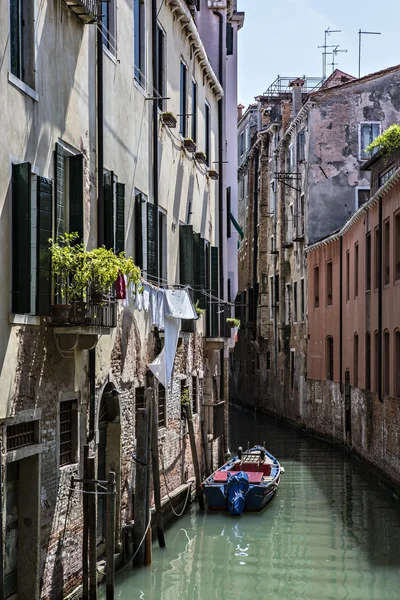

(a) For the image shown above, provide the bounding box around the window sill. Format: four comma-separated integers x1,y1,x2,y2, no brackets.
134,78,147,97
59,462,79,472
9,314,41,326
103,45,117,64
8,72,39,102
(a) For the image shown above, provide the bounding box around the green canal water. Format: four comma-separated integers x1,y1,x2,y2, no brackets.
101,405,400,600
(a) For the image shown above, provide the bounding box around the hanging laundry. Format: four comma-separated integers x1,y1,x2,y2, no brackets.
143,283,151,312
164,288,197,320
134,284,143,311
115,272,126,300
157,289,165,330
150,287,158,326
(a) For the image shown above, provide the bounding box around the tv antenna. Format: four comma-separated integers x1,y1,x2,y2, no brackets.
329,45,348,73
319,27,341,79
358,29,381,78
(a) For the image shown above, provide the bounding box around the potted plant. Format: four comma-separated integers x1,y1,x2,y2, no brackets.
208,169,219,180
195,151,207,164
160,111,177,128
194,299,205,316
183,138,197,153
49,232,85,324
226,317,240,329
84,247,140,304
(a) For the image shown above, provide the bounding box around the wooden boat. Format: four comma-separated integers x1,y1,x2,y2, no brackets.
202,445,281,515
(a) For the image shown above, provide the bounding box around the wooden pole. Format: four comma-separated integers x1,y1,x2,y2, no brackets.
133,407,148,567
87,456,97,599
144,526,152,566
150,388,165,548
144,388,152,564
82,445,89,600
201,412,211,477
106,471,116,599
184,403,204,510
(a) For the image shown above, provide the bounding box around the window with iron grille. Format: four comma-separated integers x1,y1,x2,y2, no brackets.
59,399,78,467
6,421,37,451
135,386,146,437
192,376,198,413
158,383,166,428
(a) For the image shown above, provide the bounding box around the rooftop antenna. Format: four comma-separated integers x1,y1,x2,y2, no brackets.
330,45,348,73
358,29,381,78
319,27,341,80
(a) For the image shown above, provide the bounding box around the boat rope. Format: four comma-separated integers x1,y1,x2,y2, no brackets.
160,447,193,517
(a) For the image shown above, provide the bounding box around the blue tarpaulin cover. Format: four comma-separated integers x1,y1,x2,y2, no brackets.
226,471,249,515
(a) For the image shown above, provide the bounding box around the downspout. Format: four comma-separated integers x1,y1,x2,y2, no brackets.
339,236,343,393
378,196,383,402
0,454,3,600
152,0,160,280
88,348,96,443
273,152,278,377
97,18,104,246
253,148,259,341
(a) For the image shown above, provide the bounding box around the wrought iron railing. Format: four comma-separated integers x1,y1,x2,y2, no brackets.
51,286,117,328
64,0,99,24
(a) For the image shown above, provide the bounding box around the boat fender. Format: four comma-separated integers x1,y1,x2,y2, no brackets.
280,466,285,474
237,446,243,460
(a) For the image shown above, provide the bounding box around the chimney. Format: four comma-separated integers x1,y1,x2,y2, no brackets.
289,78,305,116
237,104,245,122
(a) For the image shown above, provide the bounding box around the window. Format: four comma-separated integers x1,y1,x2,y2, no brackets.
360,122,380,160
290,351,295,389
346,251,350,302
59,398,78,467
353,334,359,387
134,0,146,86
374,331,379,392
289,144,295,172
192,376,198,413
365,332,371,391
314,266,319,308
205,102,211,166
155,24,165,111
158,209,167,283
191,80,197,142
366,232,371,292
395,331,400,398
287,205,293,242
379,166,395,187
226,22,233,55
10,0,34,87
269,276,274,320
356,187,370,210
179,61,188,137
326,261,333,306
135,190,157,280
354,243,359,298
6,421,38,451
266,351,271,371
300,278,305,321
293,281,298,322
384,220,390,286
158,383,166,428
135,386,145,437
395,212,400,281
239,130,245,159
104,170,125,253
285,283,291,324
375,226,380,290
297,129,305,162
384,330,390,396
101,0,116,53
326,337,334,381
12,163,53,316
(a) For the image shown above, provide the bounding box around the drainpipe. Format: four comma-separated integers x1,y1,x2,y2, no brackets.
378,196,383,402
88,348,96,442
152,0,160,280
97,20,104,246
272,152,278,377
339,236,343,393
0,455,3,600
253,148,259,341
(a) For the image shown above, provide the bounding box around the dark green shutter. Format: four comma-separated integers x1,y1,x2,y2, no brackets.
135,194,143,268
198,237,206,309
147,203,157,279
115,183,125,254
226,23,234,56
179,225,194,285
12,162,31,314
193,232,200,304
210,246,219,337
69,154,84,241
104,171,114,250
36,176,53,316
55,143,65,238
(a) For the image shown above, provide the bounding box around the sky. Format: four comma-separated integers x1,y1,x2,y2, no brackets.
237,0,400,108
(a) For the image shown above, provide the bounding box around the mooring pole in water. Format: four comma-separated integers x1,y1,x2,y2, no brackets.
82,445,89,600
150,387,165,548
201,417,211,477
185,402,204,510
106,471,116,599
87,456,97,599
144,388,152,564
133,407,149,567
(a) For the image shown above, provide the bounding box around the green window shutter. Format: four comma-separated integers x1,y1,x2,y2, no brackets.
55,143,65,238
104,171,114,250
69,154,84,241
211,246,219,337
115,183,125,254
36,176,53,316
135,194,143,268
193,232,200,304
147,202,157,279
179,225,194,285
12,162,31,314
198,237,206,309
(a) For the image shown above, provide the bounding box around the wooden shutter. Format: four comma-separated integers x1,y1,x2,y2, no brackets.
210,246,219,337
55,143,65,238
36,176,53,316
134,194,143,268
69,154,84,241
104,171,114,250
198,237,206,309
147,202,157,279
226,23,234,56
12,162,31,314
179,225,193,285
115,183,125,254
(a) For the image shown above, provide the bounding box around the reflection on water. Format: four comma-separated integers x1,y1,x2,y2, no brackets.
100,406,400,600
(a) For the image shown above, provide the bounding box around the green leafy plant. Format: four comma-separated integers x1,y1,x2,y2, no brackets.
194,300,205,316
84,247,140,299
49,232,86,302
366,124,400,159
180,386,190,406
226,317,240,328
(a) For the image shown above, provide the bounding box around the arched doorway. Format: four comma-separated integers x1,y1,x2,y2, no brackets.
97,383,121,553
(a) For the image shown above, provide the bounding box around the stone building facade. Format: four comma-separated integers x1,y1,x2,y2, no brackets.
0,0,243,598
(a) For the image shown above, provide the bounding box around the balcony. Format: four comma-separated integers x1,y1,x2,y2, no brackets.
64,0,98,24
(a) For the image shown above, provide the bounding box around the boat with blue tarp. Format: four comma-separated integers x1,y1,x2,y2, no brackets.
202,445,281,515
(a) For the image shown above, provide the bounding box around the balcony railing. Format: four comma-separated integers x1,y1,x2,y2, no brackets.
51,287,117,328
64,0,99,24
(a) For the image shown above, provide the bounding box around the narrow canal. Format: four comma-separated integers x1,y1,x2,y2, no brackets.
101,405,400,600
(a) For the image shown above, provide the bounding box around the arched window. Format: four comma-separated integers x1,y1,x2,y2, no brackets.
326,336,334,381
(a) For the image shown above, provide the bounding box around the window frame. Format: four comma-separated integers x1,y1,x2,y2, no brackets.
314,265,320,309
205,101,211,166
58,392,79,469
155,22,166,111
355,186,370,211
326,260,333,307
359,121,381,161
134,0,146,88
326,336,334,381
157,383,166,429
179,60,188,137
191,79,197,143
101,0,116,54
9,0,35,89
